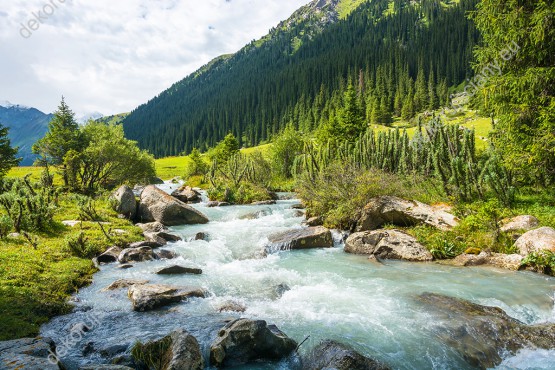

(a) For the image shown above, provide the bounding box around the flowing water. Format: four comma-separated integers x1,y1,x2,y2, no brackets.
41,184,555,369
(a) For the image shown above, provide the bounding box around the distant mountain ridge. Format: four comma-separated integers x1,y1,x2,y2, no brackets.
0,101,52,166
123,0,479,157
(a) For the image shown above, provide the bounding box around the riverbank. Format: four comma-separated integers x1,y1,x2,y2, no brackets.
0,194,143,340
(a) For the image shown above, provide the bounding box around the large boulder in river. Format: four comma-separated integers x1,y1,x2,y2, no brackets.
345,230,433,262
514,227,555,256
417,292,555,369
112,185,137,220
266,226,333,251
302,340,390,370
131,329,204,370
138,186,209,226
0,337,58,370
210,318,297,367
128,284,206,311
500,215,540,233
356,196,458,232
171,186,201,203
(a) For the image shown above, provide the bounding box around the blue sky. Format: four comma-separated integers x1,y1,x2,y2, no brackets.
0,0,309,117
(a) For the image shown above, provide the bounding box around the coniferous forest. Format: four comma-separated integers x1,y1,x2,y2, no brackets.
123,0,479,157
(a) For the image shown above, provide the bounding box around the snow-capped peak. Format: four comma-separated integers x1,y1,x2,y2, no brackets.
0,100,31,109
77,111,104,124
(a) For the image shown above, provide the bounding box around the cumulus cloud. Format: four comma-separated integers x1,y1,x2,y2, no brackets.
0,0,309,116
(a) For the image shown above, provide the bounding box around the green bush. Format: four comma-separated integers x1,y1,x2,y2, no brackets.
0,177,57,233
0,215,13,238
296,163,442,230
521,251,555,276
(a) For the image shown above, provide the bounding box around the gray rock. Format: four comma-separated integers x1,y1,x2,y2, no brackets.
171,186,201,203
267,226,333,251
97,246,123,264
155,249,178,260
443,252,523,271
128,240,164,249
138,186,209,226
155,231,183,242
156,265,203,275
118,247,155,264
210,318,297,367
193,232,208,241
131,329,204,370
418,293,555,369
356,196,458,232
302,340,390,370
304,216,323,227
217,301,247,313
514,227,555,256
143,231,168,246
111,185,137,220
0,337,58,370
102,279,149,291
345,230,433,262
136,222,169,233
500,215,540,233
128,284,206,311
207,201,230,207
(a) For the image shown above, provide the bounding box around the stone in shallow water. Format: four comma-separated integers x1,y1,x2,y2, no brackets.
302,340,390,370
102,279,149,291
156,265,203,275
417,292,555,369
127,284,206,312
210,318,297,367
267,226,333,251
131,329,204,370
345,229,433,262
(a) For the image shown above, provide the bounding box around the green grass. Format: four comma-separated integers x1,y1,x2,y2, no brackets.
155,144,273,181
337,0,367,19
155,156,193,181
0,193,143,340
7,166,44,182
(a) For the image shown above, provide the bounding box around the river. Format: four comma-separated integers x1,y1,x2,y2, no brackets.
41,185,555,369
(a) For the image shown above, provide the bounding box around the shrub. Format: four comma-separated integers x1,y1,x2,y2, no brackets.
296,163,440,230
521,251,555,276
0,215,13,238
0,177,57,233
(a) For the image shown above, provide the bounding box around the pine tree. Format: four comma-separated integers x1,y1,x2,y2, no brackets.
0,124,20,178
414,66,428,112
32,97,84,186
428,69,439,110
339,84,366,140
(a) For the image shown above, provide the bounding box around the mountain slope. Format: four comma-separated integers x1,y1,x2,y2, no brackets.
123,0,479,157
0,102,52,166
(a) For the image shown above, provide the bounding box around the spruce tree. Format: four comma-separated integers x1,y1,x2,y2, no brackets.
0,124,20,178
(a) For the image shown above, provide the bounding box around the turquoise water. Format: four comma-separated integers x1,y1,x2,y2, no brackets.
41,186,555,369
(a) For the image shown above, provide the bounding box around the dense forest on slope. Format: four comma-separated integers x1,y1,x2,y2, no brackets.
123,0,479,157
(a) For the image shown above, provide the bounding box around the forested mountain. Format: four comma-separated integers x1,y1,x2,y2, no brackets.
123,0,479,157
0,102,52,165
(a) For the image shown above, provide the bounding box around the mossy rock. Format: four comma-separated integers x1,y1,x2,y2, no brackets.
464,247,482,255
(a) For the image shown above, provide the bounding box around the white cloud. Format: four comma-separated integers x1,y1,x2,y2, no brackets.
0,0,309,116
